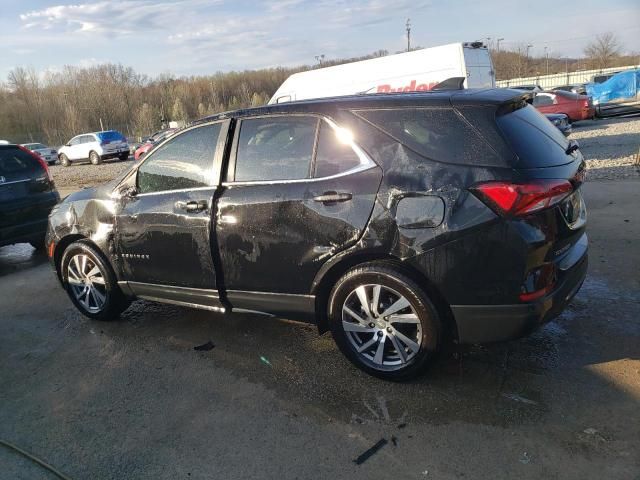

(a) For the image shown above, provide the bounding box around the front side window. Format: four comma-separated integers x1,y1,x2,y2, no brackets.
314,121,363,178
137,123,221,193
234,116,317,182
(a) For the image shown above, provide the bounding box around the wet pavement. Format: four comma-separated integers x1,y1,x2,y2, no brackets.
1,180,639,479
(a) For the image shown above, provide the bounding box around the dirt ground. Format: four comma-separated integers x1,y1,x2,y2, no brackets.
1,175,638,479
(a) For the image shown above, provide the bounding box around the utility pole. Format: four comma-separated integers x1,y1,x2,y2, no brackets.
497,37,504,52
406,18,411,52
526,44,533,76
544,46,549,75
485,37,492,49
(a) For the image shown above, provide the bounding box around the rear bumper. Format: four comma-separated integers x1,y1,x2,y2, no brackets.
452,246,588,344
101,150,130,160
0,218,50,247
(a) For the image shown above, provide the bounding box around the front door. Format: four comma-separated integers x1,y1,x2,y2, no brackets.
115,121,228,303
216,115,382,297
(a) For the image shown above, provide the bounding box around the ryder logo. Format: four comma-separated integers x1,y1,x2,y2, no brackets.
376,80,438,93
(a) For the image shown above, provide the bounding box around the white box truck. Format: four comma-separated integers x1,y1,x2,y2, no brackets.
269,42,495,104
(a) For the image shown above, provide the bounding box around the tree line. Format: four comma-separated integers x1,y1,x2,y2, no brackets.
1,33,635,146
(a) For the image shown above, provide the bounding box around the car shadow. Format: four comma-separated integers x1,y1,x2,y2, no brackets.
0,243,49,278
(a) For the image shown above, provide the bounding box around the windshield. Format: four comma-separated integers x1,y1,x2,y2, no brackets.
24,143,47,150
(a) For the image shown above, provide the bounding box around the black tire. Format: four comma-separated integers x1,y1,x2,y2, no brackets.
89,151,102,165
59,153,71,167
60,241,130,320
118,153,128,161
328,263,441,381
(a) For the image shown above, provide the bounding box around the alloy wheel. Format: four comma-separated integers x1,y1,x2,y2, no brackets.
341,284,422,369
66,253,107,312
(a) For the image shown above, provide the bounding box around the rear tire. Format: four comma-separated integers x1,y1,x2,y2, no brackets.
119,153,128,161
89,151,102,165
328,263,441,381
59,154,71,167
60,241,130,320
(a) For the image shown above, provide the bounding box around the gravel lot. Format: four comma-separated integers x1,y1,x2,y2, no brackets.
48,115,640,194
571,115,640,181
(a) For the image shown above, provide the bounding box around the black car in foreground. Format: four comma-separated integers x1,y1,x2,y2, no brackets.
1,144,59,249
46,89,588,380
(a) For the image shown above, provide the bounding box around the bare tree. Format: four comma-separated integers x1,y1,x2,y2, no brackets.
584,32,621,69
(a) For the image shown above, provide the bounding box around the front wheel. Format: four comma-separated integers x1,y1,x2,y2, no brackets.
60,241,130,320
328,263,441,381
59,153,71,167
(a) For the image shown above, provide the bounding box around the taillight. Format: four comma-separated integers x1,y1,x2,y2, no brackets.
18,145,53,182
471,180,573,216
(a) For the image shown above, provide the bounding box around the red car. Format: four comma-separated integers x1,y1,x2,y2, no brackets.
532,91,595,122
133,128,176,161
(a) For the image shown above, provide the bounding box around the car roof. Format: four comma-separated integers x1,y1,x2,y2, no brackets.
195,89,527,124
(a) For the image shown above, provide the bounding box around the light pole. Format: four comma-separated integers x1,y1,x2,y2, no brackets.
496,37,504,52
544,46,549,75
314,54,325,67
485,37,492,49
526,44,533,76
406,18,411,52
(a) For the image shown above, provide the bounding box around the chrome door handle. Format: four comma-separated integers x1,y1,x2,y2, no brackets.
175,200,208,213
313,191,352,205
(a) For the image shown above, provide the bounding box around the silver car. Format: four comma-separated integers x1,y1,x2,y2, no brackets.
21,143,58,165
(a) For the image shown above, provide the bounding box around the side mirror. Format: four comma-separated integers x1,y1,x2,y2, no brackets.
119,185,138,198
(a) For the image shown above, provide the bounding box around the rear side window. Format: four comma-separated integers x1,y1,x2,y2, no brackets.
0,148,43,178
234,116,317,182
354,108,501,166
314,121,363,178
137,123,221,193
497,104,571,168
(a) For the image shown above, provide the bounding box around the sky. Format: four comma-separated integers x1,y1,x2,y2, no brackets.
1,0,639,80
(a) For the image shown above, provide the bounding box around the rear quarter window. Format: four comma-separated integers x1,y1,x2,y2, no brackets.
496,104,572,168
353,108,502,167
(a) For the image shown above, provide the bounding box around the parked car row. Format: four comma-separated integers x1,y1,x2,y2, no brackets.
134,128,177,161
58,130,130,166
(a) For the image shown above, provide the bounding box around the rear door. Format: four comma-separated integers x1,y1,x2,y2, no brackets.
115,120,229,305
216,114,382,297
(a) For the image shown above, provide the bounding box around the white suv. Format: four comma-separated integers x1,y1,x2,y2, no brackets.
58,130,130,166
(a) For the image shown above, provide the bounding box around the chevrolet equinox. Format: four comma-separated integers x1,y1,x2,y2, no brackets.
47,89,588,380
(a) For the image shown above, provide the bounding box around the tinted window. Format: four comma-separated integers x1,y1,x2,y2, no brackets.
98,131,126,142
497,104,571,168
314,121,363,178
0,147,43,179
82,135,95,144
356,108,501,166
234,116,317,182
137,123,221,193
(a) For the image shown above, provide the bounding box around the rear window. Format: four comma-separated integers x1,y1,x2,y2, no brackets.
0,147,43,178
353,108,502,166
496,104,571,168
97,131,126,142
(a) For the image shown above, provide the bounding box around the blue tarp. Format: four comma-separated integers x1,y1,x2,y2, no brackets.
586,69,639,105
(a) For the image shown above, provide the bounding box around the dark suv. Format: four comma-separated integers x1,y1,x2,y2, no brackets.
1,144,60,250
47,89,588,380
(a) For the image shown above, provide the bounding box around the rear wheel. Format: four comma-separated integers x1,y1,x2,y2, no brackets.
328,263,441,381
89,151,102,165
59,153,71,167
118,153,128,161
60,241,130,320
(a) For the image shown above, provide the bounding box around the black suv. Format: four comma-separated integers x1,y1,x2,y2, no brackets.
1,144,59,249
47,89,588,380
